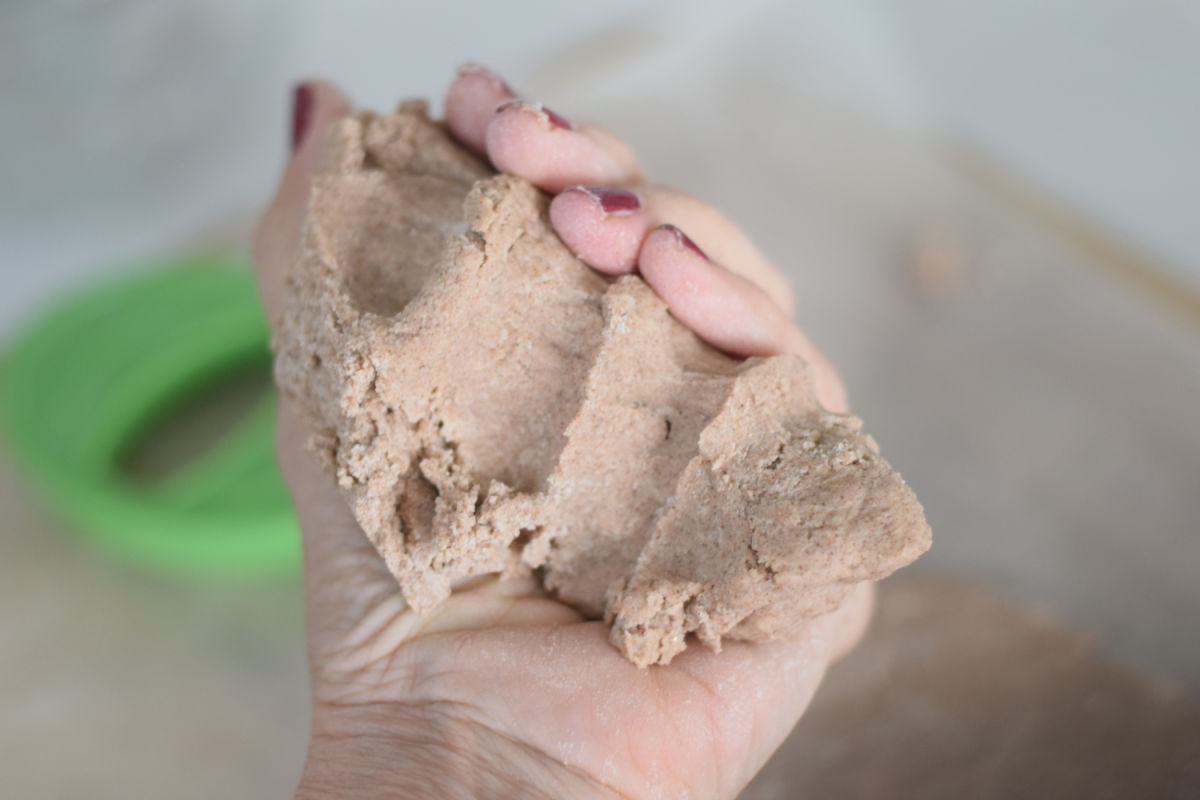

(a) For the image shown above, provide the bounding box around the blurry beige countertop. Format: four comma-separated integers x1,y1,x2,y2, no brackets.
3,10,1200,799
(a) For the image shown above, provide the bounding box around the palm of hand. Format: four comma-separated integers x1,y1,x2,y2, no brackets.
281,406,864,799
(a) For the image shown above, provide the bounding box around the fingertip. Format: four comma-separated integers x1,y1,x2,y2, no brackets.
486,101,627,193
550,187,647,275
457,62,514,95
486,101,572,190
445,63,515,155
284,80,353,188
255,80,353,323
291,80,352,156
638,225,789,358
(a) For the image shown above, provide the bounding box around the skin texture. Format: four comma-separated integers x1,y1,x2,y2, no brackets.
256,71,874,800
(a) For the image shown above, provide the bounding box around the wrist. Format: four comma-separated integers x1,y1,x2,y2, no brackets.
295,701,617,800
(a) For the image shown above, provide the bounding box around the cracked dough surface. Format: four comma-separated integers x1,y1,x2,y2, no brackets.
273,101,932,667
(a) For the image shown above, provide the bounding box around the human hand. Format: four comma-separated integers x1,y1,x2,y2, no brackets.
255,68,873,800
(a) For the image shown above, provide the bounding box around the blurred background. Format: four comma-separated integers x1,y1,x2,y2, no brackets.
1,1,1198,797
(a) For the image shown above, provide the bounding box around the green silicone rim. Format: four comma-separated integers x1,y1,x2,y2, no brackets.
0,255,299,576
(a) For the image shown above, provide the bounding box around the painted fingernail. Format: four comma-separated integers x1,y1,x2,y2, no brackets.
569,186,641,216
457,62,515,97
291,83,315,153
543,106,573,130
662,224,709,260
495,99,574,131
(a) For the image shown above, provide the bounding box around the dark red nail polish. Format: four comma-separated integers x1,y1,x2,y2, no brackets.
579,186,641,215
663,224,709,260
291,83,315,152
542,105,573,130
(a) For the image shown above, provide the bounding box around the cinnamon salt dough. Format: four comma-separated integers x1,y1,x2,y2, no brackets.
273,101,932,667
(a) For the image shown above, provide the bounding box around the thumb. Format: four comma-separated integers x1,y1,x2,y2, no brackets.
251,81,390,656
253,81,353,325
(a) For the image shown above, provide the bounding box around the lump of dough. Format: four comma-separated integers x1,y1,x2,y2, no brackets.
273,100,931,667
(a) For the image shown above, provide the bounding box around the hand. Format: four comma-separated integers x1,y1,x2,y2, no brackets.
254,68,873,800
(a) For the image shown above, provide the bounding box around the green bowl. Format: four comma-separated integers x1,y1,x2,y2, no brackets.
0,255,299,576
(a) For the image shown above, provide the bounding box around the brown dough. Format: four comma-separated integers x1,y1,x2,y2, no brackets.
273,101,932,667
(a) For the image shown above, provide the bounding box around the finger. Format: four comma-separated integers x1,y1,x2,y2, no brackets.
446,62,642,190
549,189,847,410
252,81,352,325
548,186,651,274
638,224,788,355
640,186,795,315
549,184,794,314
485,100,643,193
638,224,848,413
444,63,516,156
251,81,376,653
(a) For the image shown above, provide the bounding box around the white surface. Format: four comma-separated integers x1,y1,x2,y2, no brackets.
875,0,1200,288
0,0,294,337
3,1,1197,338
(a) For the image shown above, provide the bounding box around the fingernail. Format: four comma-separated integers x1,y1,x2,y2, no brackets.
662,224,709,261
457,62,515,97
542,105,573,130
569,186,641,216
495,99,574,131
291,83,315,153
